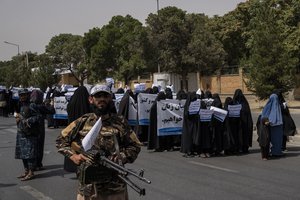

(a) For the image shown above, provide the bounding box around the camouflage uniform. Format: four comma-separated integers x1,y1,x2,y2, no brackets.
56,112,141,198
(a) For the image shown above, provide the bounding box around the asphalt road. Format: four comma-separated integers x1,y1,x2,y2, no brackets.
1,112,300,200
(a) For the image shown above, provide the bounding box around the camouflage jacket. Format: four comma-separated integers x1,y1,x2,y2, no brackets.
56,112,141,196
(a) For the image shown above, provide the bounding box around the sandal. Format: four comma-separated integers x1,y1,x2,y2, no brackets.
17,171,29,179
20,173,34,181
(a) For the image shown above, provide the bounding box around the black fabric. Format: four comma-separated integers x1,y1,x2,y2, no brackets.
273,90,297,136
232,89,253,152
198,101,212,154
181,92,199,154
117,90,134,119
256,115,270,147
67,86,90,124
148,92,169,150
211,93,224,154
223,97,236,154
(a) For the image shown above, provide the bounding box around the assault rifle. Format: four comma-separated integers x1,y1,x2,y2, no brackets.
78,150,151,196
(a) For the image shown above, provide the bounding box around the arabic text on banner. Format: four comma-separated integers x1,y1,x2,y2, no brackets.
199,109,214,122
210,106,228,122
228,104,242,118
188,99,200,115
137,93,157,125
157,99,185,136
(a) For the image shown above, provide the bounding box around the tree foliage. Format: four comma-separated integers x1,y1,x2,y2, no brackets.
88,15,152,84
243,0,299,99
146,7,226,89
46,33,87,85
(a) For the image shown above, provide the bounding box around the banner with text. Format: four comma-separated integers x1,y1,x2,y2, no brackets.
53,96,68,119
137,93,157,125
128,96,138,126
157,99,186,136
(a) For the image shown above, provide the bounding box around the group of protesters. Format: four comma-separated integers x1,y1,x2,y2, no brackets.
114,86,297,160
6,82,298,181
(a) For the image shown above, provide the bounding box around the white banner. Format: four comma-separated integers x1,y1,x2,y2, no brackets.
199,109,214,122
128,96,138,126
114,93,124,113
188,99,200,115
228,104,242,118
53,96,68,119
137,93,157,125
157,99,185,136
210,106,228,122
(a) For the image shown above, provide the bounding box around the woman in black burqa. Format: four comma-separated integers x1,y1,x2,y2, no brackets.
211,93,224,156
273,89,297,151
65,86,90,172
181,91,199,157
148,91,169,151
67,86,90,124
232,89,253,153
223,97,236,155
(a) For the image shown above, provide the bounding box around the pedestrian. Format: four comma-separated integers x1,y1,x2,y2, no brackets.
256,115,270,160
223,97,236,155
56,84,141,200
232,89,253,154
273,89,297,151
30,89,55,170
261,93,284,157
211,93,224,156
64,86,91,172
181,91,199,157
15,88,43,181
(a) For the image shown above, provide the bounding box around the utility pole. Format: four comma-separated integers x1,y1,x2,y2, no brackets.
156,0,161,73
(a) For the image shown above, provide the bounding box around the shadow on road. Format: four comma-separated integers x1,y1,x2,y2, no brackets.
33,164,76,179
0,183,17,188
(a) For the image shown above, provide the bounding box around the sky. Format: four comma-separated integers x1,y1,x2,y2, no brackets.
0,0,246,62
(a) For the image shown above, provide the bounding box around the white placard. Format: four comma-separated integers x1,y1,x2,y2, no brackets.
128,96,138,125
228,104,242,118
157,99,185,136
137,93,157,125
210,106,228,122
82,117,102,151
188,99,200,115
199,109,214,122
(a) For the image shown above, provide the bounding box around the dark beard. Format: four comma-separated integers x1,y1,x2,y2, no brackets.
90,104,109,116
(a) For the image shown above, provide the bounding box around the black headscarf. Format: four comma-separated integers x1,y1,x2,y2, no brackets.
165,88,173,99
67,86,90,124
176,90,187,100
232,89,253,151
212,93,222,108
181,92,199,154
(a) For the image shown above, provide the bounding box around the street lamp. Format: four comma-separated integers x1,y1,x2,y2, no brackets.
4,41,20,55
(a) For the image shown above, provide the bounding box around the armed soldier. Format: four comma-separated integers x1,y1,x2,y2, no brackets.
56,84,142,200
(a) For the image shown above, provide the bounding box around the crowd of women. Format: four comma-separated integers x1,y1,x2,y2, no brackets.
115,87,297,160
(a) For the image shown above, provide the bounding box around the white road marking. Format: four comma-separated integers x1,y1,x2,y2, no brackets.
20,185,53,200
189,161,239,173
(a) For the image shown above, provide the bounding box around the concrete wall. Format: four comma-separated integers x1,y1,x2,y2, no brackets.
200,68,250,95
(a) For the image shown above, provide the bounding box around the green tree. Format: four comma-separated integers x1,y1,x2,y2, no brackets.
89,15,151,84
243,0,298,99
29,53,58,91
146,7,225,90
46,34,88,86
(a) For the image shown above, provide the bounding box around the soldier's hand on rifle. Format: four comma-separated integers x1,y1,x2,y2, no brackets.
110,152,127,165
70,154,88,165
